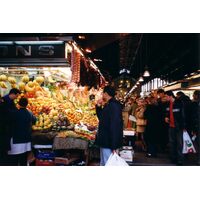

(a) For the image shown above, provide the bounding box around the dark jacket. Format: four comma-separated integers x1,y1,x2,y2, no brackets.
11,108,36,144
144,104,162,143
0,95,18,151
190,101,200,133
165,98,186,130
95,98,123,150
179,95,192,132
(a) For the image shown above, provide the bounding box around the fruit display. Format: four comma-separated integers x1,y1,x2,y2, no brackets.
65,109,83,124
51,109,70,131
32,113,53,131
80,112,99,127
1,70,101,141
74,124,96,141
57,131,80,138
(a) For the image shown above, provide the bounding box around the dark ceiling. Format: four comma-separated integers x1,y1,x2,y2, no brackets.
0,33,199,83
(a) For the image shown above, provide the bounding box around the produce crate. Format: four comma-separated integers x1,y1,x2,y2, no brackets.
119,146,134,163
35,151,55,160
54,151,82,166
35,159,55,166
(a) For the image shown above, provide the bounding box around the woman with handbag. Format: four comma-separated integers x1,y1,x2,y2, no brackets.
135,99,147,151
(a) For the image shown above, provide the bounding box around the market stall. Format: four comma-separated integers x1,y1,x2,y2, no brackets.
0,40,105,165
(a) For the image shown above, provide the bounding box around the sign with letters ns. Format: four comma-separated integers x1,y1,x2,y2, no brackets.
0,41,65,59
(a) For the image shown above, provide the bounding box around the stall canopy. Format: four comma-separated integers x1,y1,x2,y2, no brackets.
0,41,70,67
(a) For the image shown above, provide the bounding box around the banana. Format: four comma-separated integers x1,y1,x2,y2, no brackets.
21,75,29,83
0,81,7,89
18,82,25,91
48,76,56,83
25,84,35,92
0,74,7,82
33,80,40,87
8,77,16,84
11,84,18,89
36,76,44,84
27,81,34,88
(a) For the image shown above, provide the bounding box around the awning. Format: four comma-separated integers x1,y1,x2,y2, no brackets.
0,58,70,67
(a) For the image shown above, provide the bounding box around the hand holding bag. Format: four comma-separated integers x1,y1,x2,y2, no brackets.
105,153,129,166
182,130,196,154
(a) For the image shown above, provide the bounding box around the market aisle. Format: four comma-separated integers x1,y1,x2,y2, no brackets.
88,147,198,166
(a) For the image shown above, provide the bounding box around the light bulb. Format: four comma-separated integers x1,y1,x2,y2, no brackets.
139,76,144,82
143,70,150,77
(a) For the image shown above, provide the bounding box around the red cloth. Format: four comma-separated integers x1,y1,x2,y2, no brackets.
169,100,175,128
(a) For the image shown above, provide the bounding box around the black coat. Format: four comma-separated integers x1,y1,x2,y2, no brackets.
179,95,192,132
11,108,36,144
0,95,18,151
95,98,123,150
190,101,200,133
144,104,162,144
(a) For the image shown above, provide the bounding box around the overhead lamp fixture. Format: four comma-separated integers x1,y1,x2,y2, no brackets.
139,76,144,82
85,48,92,53
143,65,150,77
136,81,140,85
143,70,150,77
78,35,85,39
93,58,102,62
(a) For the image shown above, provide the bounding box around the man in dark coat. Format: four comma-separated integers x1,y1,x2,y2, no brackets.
8,97,36,166
0,88,21,165
95,86,123,166
190,90,200,165
157,89,169,153
144,97,161,157
165,91,186,165
176,91,192,134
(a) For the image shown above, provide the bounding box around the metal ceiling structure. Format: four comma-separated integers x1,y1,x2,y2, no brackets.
0,33,199,83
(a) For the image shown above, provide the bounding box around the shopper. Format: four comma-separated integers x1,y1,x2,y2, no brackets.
165,91,186,165
7,97,36,166
130,96,138,129
144,97,161,157
157,89,165,102
135,98,147,151
176,91,192,134
95,86,123,166
190,90,200,165
157,89,169,153
0,88,21,166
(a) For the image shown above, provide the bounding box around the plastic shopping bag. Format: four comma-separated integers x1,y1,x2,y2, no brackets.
129,115,137,122
105,153,129,166
182,130,196,154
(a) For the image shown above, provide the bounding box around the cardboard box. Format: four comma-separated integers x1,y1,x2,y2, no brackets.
119,147,134,162
123,129,136,136
35,159,55,166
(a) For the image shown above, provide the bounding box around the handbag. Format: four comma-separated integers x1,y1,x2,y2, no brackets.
136,118,147,126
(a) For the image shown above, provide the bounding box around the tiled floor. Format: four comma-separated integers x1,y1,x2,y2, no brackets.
88,145,198,166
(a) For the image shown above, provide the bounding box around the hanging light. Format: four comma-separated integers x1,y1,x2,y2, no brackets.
143,69,150,77
139,76,144,82
143,65,150,77
144,35,150,77
136,81,140,85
